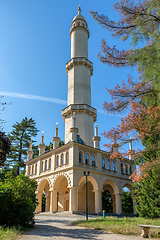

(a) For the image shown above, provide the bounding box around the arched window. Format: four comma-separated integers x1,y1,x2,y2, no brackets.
125,164,128,174
57,155,59,166
121,163,123,174
79,151,83,163
107,159,110,170
42,161,44,171
66,152,69,163
35,164,37,174
49,158,51,169
130,166,132,175
92,155,95,167
61,154,64,165
112,161,115,171
45,160,47,170
85,153,89,165
102,158,105,169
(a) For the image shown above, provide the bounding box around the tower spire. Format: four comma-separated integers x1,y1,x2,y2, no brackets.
78,5,81,14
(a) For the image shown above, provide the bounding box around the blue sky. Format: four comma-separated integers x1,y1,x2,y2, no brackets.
0,0,138,151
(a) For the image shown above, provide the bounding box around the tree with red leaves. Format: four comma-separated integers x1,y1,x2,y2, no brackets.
90,0,160,217
90,0,160,166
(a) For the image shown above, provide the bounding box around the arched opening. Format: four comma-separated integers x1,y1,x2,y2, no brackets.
122,185,133,214
102,185,115,213
78,176,98,213
53,175,69,212
36,179,50,213
102,180,118,214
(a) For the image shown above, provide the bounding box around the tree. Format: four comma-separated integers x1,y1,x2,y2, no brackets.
0,132,11,167
122,190,133,214
0,170,38,228
7,117,39,175
102,190,113,213
90,0,160,217
134,166,160,218
0,96,12,167
90,0,160,172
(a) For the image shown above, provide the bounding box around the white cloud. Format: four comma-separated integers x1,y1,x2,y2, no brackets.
0,91,67,105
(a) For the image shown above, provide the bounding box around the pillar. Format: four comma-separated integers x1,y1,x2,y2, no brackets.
36,191,43,213
69,187,78,212
50,190,58,212
94,190,102,213
115,193,122,214
45,193,50,212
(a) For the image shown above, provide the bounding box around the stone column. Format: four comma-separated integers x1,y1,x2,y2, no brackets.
36,191,43,213
94,190,102,213
69,187,78,212
50,190,58,212
45,193,50,212
115,193,122,214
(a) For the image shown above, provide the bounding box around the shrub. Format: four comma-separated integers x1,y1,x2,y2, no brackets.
0,171,38,228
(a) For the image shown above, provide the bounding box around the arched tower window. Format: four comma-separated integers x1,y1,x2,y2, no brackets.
35,164,37,174
102,158,105,169
57,155,59,166
85,153,89,165
66,152,69,163
112,161,115,171
130,166,132,175
79,151,83,163
32,165,34,175
45,160,47,170
61,154,64,165
121,163,123,174
107,159,110,170
49,158,51,169
92,155,95,167
125,164,128,175
42,161,44,171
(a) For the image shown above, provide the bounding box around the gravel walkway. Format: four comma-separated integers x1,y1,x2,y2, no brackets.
19,212,155,240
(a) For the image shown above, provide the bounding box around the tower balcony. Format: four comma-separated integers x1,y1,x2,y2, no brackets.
66,57,93,76
62,104,97,122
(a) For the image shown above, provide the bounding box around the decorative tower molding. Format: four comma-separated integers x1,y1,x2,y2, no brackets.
128,139,135,160
27,138,34,161
70,112,78,142
62,7,96,146
38,131,46,155
112,133,119,153
52,123,60,149
92,124,101,148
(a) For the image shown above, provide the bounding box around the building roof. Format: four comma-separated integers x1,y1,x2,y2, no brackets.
72,6,86,23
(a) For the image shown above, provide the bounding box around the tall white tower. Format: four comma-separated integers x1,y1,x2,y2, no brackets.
62,6,97,146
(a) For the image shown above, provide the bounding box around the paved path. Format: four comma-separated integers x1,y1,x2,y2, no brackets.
19,213,153,240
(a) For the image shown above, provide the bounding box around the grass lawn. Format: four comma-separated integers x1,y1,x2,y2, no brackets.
72,217,160,238
0,226,20,240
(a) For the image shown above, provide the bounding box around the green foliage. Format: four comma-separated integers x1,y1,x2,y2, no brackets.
102,190,113,213
0,170,38,228
122,190,133,214
134,166,160,218
0,132,11,167
73,217,160,238
7,117,39,175
0,226,19,240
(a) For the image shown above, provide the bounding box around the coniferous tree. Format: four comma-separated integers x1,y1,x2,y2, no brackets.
7,117,39,175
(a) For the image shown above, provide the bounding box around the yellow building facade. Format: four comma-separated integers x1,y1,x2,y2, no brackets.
26,7,136,215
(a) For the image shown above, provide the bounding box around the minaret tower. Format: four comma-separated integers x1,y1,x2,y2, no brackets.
62,6,97,146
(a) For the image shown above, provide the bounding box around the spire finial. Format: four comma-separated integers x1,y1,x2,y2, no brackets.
78,5,81,14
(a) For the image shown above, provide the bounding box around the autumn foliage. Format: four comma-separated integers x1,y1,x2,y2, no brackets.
90,0,160,182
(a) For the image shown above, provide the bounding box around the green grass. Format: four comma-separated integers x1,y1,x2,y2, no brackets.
72,217,160,238
0,226,20,240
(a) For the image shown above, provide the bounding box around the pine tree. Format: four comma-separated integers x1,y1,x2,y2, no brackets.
7,117,39,175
